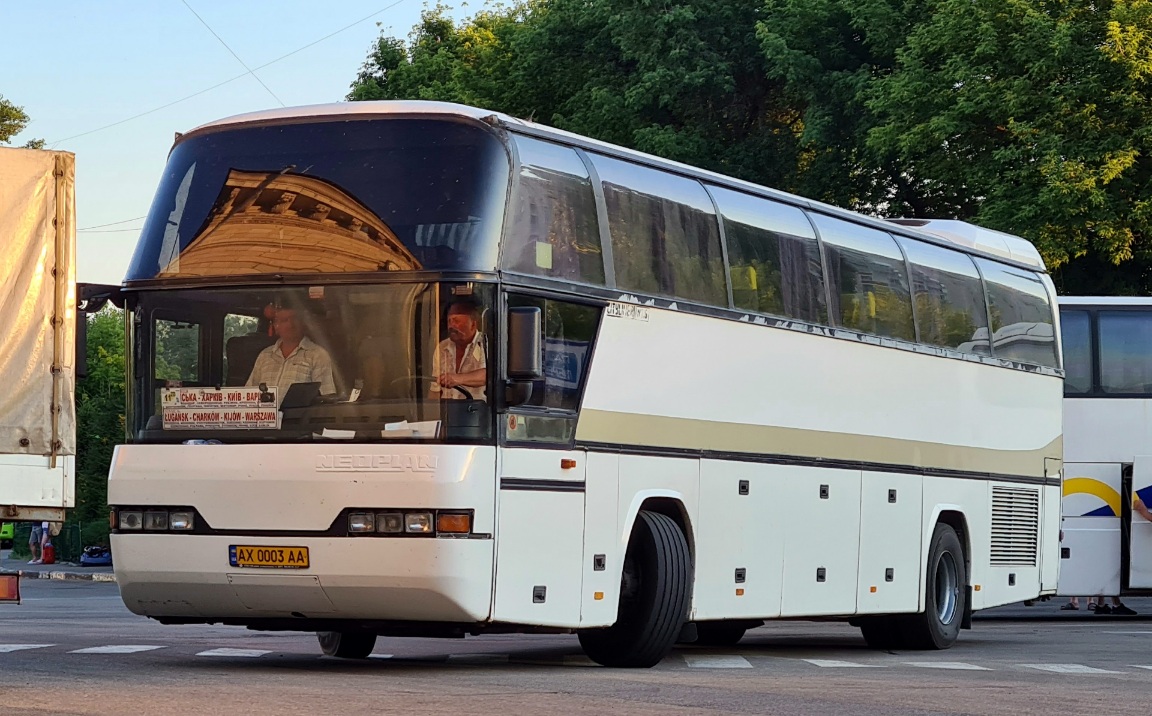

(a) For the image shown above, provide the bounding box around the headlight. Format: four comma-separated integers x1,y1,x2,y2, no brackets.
348,512,375,533
405,512,433,533
169,511,195,531
376,512,404,533
143,511,169,531
119,511,144,530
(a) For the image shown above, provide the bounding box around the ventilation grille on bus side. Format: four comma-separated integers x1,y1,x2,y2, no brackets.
990,486,1040,567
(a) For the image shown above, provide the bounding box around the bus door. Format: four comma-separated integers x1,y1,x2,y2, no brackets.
1129,457,1152,589
1058,463,1122,596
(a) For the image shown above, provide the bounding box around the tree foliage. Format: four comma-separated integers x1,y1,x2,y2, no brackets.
349,0,1152,294
74,309,126,546
0,94,30,144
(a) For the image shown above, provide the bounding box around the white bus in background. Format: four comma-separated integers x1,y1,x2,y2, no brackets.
108,101,1062,667
1057,297,1152,597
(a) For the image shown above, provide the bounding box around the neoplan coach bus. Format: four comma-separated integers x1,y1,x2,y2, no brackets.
109,101,1062,667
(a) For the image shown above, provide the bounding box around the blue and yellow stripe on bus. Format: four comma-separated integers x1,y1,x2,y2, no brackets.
1063,478,1152,517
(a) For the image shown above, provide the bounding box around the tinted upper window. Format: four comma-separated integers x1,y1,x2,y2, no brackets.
1098,311,1152,394
126,119,510,281
897,238,989,354
1060,310,1092,394
709,186,827,324
975,259,1058,368
812,215,914,341
591,155,726,305
503,137,604,285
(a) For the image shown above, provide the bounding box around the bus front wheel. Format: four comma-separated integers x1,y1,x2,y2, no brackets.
578,510,690,667
317,630,377,659
904,522,966,650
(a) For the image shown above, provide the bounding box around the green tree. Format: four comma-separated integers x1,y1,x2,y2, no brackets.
0,94,30,144
73,309,126,548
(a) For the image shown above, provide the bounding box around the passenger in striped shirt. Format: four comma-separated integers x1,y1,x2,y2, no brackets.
246,307,335,401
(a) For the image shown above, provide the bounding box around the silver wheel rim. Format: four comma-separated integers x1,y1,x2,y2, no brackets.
935,552,959,625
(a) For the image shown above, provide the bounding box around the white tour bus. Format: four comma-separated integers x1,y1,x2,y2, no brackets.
1057,297,1152,598
109,101,1063,667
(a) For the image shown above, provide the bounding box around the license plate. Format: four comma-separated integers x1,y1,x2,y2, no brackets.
229,545,309,569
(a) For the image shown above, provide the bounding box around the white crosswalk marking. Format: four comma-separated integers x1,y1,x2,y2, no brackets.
0,644,53,653
906,662,991,671
683,654,753,669
69,645,164,654
1020,664,1121,674
803,659,882,668
1131,665,1152,671
196,648,271,658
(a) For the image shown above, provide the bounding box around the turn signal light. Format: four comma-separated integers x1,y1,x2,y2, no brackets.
436,513,472,534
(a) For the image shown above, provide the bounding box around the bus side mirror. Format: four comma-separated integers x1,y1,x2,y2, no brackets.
507,306,542,379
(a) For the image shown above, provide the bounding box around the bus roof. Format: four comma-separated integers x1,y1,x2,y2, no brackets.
183,100,1047,272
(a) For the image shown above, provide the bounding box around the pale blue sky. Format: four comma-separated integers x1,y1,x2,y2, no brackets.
3,1,471,284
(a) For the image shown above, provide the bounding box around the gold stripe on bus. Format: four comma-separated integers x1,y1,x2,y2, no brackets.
575,409,1061,479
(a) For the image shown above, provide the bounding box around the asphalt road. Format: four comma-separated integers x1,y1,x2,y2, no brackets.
4,581,1152,715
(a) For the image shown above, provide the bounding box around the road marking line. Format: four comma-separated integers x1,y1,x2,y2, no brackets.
196,648,271,658
1105,631,1152,635
803,659,882,668
905,662,991,671
1131,665,1152,671
683,654,753,668
1020,664,1121,674
448,654,510,664
367,654,394,660
70,645,164,654
563,655,600,666
0,644,54,653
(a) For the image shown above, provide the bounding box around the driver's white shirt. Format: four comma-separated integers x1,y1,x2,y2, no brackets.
430,332,486,401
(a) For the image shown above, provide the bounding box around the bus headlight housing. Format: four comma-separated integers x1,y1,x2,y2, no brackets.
405,512,434,534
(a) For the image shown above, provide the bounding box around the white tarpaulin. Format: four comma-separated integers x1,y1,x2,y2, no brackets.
0,147,76,457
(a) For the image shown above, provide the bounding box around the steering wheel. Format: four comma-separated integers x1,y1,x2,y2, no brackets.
388,376,473,400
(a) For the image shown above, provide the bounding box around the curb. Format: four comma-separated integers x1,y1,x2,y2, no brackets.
13,569,116,583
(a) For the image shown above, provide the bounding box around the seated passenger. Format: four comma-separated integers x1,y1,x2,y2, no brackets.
429,299,487,401
246,306,336,400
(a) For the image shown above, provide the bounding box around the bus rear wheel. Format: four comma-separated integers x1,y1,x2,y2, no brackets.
317,630,377,659
903,522,966,650
578,510,690,668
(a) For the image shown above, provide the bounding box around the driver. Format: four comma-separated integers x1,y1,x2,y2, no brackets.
430,298,487,401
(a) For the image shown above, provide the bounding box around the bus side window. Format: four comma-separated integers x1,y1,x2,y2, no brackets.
708,186,827,325
897,237,990,354
1059,310,1093,394
810,215,915,342
975,259,1059,368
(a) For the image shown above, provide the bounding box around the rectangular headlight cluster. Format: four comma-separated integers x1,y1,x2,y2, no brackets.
347,510,471,536
112,508,195,532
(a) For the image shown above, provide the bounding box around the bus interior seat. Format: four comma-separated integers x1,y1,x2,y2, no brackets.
225,330,275,386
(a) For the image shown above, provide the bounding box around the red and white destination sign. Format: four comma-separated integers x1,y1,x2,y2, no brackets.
161,388,278,430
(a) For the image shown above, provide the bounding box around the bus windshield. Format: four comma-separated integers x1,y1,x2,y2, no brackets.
130,282,495,443
125,118,509,281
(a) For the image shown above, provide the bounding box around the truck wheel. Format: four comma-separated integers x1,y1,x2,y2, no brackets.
903,523,966,650
317,631,376,659
694,621,748,647
578,510,690,667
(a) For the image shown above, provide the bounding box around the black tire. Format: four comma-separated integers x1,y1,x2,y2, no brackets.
578,510,691,667
317,631,377,659
858,616,907,650
694,621,748,647
903,523,966,650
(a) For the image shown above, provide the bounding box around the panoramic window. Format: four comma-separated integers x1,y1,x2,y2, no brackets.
591,154,726,305
897,237,990,354
1098,311,1152,394
1059,310,1093,395
127,119,510,280
975,259,1059,368
503,137,604,285
709,186,827,324
811,215,915,341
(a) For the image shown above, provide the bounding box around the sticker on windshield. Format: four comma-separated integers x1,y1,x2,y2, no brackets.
161,388,278,430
